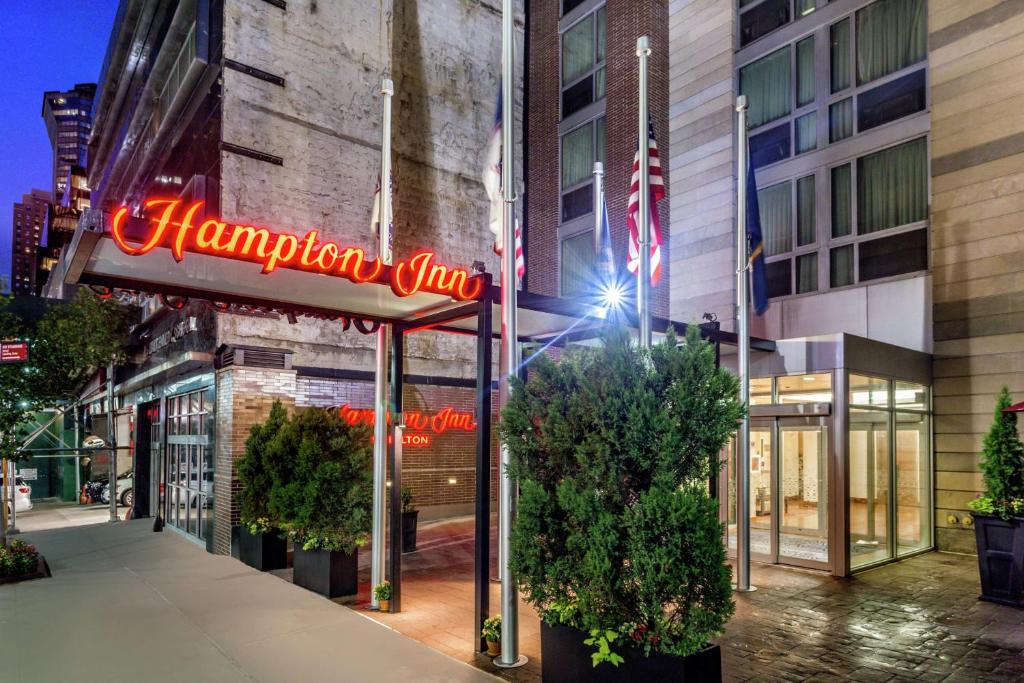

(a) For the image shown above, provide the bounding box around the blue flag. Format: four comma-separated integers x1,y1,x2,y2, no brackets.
597,191,615,282
746,150,769,315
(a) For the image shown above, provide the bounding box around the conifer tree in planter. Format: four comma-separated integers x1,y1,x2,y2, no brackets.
269,406,372,598
501,326,742,682
237,401,289,571
968,387,1024,607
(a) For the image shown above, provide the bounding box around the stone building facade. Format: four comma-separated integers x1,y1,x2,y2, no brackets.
82,0,519,555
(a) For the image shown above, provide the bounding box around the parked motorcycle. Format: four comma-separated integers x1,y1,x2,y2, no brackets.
81,480,107,504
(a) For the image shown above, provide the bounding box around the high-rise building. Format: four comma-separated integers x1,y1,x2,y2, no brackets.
10,189,51,294
41,83,96,201
38,165,91,296
525,0,1024,572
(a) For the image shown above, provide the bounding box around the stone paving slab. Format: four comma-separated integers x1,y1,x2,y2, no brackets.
2,520,496,683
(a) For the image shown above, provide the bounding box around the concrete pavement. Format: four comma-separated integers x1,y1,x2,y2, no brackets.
1,520,497,683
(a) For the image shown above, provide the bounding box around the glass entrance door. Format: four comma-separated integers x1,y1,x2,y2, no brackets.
778,421,829,566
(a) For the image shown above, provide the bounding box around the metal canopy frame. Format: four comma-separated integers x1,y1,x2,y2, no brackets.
60,219,776,652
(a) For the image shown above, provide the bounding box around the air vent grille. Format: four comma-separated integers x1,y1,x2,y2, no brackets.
216,346,292,370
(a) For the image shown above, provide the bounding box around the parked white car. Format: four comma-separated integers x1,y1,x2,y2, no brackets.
4,476,33,516
100,472,133,507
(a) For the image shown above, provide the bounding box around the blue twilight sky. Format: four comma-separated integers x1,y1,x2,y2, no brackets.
0,1,119,291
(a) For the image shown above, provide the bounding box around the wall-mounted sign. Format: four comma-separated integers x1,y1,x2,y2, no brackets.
339,404,477,435
146,315,199,356
0,341,29,363
110,199,484,300
17,468,37,481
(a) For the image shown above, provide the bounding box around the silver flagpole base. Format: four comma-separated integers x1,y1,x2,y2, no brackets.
493,655,529,669
732,584,757,593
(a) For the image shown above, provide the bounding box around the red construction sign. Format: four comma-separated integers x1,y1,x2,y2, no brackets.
0,341,29,363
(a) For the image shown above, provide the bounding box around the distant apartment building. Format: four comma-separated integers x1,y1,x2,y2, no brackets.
42,83,96,201
525,0,1024,573
38,165,91,296
10,189,51,294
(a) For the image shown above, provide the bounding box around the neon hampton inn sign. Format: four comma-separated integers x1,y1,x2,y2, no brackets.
110,199,486,301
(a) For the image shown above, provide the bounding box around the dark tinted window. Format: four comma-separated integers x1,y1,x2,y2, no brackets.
562,76,594,118
563,0,587,15
562,185,593,222
750,123,791,168
740,0,790,47
858,228,927,281
766,259,792,298
857,69,926,132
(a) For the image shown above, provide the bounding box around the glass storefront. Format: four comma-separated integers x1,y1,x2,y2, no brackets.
848,374,931,570
164,387,214,542
725,364,931,576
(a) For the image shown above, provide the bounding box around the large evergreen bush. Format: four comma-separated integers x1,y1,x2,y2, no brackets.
969,387,1024,519
267,407,373,552
501,326,743,663
237,401,289,534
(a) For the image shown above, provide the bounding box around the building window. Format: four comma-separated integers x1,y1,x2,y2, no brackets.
561,4,606,120
857,137,927,235
740,47,791,129
560,117,605,223
854,0,925,85
561,230,596,297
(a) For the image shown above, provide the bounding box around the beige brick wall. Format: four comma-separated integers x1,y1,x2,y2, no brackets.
930,0,1024,553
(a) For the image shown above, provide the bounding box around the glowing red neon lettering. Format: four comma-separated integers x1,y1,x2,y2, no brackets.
338,405,475,435
108,200,484,300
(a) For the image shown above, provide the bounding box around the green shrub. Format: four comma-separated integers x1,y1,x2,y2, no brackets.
237,401,289,534
268,406,373,553
0,539,40,577
501,326,742,663
968,387,1024,519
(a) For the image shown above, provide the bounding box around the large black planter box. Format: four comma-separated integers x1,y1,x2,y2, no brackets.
973,513,1024,607
292,546,358,598
540,622,721,683
402,510,419,553
239,526,288,571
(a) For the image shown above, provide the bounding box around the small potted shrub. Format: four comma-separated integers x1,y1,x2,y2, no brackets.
270,406,372,598
401,485,419,553
482,616,501,657
968,387,1024,607
501,327,741,682
237,401,289,571
373,580,392,612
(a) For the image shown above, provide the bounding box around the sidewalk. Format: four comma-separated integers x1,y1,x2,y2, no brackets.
1,521,495,683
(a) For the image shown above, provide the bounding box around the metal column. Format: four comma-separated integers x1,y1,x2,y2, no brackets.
107,362,118,524
735,96,755,592
636,36,652,348
474,300,493,653
387,326,404,612
371,76,395,610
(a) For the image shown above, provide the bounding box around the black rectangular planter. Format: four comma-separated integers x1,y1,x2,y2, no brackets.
973,513,1024,607
402,510,419,553
292,546,358,598
239,526,288,571
540,622,720,682
540,622,721,683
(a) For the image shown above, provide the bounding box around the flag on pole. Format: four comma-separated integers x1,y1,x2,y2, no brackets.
746,149,769,315
482,83,525,283
596,188,615,282
626,119,664,284
371,173,393,243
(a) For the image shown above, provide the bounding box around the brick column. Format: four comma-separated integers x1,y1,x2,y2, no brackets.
212,366,297,556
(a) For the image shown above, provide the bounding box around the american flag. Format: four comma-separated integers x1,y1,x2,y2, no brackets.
482,83,525,284
626,119,664,285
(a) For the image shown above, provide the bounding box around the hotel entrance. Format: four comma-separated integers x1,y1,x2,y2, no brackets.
724,334,933,577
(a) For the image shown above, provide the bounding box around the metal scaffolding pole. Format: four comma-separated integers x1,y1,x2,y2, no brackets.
371,77,395,610
495,0,526,668
107,362,118,524
636,36,652,348
735,95,755,593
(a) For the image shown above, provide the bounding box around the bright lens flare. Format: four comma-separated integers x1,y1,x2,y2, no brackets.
601,283,624,309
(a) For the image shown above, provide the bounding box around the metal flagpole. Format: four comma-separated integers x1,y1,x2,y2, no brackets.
735,95,755,592
495,0,526,668
107,362,118,524
636,36,652,348
371,77,395,609
593,162,604,258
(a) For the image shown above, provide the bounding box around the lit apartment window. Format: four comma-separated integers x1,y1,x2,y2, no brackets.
740,0,825,48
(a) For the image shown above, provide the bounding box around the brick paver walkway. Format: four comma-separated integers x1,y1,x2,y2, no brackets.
317,517,1024,682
